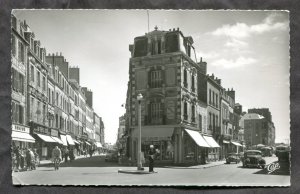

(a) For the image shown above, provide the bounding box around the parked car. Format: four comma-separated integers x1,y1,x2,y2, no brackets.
104,152,118,162
275,145,290,163
242,150,266,169
226,153,240,164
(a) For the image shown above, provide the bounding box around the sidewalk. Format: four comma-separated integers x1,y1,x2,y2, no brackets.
162,160,226,169
39,153,102,165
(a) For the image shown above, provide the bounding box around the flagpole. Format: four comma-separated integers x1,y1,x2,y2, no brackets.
147,10,149,32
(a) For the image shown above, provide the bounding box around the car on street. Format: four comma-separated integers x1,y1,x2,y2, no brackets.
242,150,266,169
104,152,118,162
225,153,240,164
275,145,290,163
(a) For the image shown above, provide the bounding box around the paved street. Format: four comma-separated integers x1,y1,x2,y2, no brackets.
12,155,289,186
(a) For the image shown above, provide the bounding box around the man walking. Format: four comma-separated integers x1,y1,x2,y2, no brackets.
148,145,157,173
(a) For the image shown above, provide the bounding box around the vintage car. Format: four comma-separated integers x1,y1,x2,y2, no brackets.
104,152,118,162
225,153,240,164
275,145,290,163
242,150,266,169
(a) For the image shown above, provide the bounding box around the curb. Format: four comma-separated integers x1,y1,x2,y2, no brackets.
118,169,154,174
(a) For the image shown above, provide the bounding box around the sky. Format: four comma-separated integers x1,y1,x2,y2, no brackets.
13,10,290,144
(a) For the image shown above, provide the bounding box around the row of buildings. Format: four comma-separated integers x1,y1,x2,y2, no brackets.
11,15,105,159
117,27,275,164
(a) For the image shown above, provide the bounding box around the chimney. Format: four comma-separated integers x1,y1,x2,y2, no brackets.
177,27,179,31
60,52,62,56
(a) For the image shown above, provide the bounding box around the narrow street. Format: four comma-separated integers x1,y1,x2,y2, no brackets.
12,155,289,186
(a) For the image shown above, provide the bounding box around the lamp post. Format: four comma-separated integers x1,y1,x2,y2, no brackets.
137,93,143,170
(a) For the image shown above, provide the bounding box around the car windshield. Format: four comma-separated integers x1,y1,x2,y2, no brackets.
246,151,261,156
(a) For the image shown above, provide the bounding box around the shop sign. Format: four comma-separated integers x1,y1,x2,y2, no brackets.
33,126,50,135
51,129,58,137
12,124,30,133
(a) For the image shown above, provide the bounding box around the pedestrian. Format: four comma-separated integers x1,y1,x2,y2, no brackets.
25,148,32,171
89,149,93,158
33,149,39,167
29,148,35,170
20,149,25,171
52,146,62,170
14,146,21,172
69,148,75,162
148,145,157,173
64,147,69,163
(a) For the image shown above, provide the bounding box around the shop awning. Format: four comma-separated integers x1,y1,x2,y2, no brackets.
66,135,75,145
231,141,242,147
85,141,91,146
185,129,210,148
73,139,80,144
12,131,35,143
36,134,56,143
203,135,220,148
60,135,68,146
223,140,230,144
51,136,64,144
96,142,102,148
132,126,174,141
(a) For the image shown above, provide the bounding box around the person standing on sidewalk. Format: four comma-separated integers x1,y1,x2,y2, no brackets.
64,147,69,163
148,145,157,173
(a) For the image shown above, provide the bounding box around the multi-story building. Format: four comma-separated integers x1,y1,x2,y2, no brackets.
126,27,219,164
100,118,105,145
11,15,105,159
241,112,275,148
93,113,102,151
11,15,35,149
116,115,126,153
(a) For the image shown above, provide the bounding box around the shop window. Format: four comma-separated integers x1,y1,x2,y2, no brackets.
184,132,196,161
149,70,162,88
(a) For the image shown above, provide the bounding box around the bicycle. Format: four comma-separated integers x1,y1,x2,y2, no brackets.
53,157,61,170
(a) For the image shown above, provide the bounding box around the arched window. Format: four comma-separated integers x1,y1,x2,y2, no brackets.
191,105,195,122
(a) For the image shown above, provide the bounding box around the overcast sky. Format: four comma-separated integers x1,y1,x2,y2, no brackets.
13,10,290,144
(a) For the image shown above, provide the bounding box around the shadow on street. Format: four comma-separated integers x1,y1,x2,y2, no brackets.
38,155,122,168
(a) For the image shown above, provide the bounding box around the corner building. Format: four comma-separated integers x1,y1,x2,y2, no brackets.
126,27,219,164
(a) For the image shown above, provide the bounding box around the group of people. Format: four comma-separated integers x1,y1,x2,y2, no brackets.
52,146,76,163
12,146,39,172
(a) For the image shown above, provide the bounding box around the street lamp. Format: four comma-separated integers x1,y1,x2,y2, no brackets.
137,93,143,170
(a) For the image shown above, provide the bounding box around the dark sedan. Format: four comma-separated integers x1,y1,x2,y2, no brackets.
242,150,266,169
226,153,240,164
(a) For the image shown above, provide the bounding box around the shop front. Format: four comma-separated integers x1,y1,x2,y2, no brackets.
30,122,57,160
203,135,221,162
183,129,211,164
12,124,35,149
131,126,175,163
231,141,243,153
